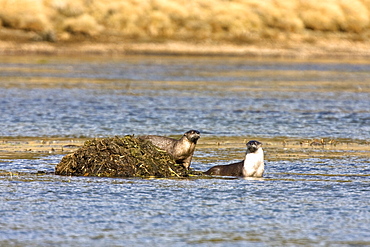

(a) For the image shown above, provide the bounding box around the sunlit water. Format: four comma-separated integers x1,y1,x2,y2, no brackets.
1,56,369,138
1,55,370,246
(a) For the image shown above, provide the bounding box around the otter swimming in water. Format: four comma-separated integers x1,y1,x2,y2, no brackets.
204,140,264,177
138,130,200,169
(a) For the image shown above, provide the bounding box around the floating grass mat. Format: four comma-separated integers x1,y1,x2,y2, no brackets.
55,136,199,178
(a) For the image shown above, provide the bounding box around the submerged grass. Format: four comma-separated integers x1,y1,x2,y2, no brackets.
1,0,370,43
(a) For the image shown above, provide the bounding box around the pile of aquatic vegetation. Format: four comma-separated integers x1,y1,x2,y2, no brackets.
55,135,198,178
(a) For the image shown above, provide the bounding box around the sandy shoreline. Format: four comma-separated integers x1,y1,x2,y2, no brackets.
1,39,370,59
1,136,369,161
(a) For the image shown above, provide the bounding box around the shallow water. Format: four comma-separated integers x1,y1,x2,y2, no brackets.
1,55,370,246
1,55,369,139
1,154,369,246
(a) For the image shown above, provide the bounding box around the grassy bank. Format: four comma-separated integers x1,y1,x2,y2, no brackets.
1,0,370,56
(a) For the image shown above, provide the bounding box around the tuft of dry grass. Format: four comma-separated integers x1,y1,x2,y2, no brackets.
299,0,370,32
0,0,51,32
0,0,370,43
62,13,104,36
338,0,370,32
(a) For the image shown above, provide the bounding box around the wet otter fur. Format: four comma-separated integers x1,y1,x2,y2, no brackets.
204,140,264,177
138,130,200,169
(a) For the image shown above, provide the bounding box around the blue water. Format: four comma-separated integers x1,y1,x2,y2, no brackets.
1,154,369,246
0,55,369,139
0,55,370,246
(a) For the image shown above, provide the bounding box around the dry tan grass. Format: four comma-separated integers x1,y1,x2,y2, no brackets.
338,0,370,32
299,0,370,32
62,14,104,36
0,0,370,42
0,0,51,32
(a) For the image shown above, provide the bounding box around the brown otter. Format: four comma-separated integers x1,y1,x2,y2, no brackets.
138,130,200,169
204,140,264,177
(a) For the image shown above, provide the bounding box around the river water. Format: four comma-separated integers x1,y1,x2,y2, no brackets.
0,55,369,246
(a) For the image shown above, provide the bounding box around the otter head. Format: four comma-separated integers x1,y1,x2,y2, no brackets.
184,130,200,143
246,140,262,153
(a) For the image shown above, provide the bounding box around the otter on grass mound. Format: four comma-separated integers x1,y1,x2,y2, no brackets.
55,135,199,178
138,130,200,169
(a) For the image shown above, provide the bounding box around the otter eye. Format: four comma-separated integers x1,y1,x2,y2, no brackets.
247,140,261,146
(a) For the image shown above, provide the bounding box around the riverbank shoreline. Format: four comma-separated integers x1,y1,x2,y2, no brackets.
1,136,369,161
2,0,370,59
1,38,370,59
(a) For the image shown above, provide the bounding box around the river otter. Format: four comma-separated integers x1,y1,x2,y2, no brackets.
138,130,200,169
204,140,264,177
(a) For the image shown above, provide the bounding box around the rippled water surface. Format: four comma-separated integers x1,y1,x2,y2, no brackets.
1,55,369,139
1,55,370,246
